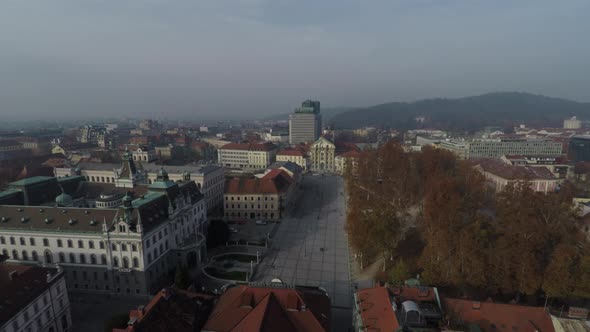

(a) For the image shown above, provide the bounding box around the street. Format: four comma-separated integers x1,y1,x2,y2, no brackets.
254,174,353,332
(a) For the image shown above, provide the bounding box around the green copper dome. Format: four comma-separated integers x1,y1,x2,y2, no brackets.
55,193,73,206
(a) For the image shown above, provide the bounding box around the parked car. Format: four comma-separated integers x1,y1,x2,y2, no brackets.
256,220,267,225
228,227,238,233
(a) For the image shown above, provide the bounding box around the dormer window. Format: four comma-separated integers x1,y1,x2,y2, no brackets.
119,224,126,233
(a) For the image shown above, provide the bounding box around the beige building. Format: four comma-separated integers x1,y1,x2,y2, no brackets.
0,172,208,297
218,142,277,170
132,146,157,162
335,150,361,175
276,149,308,171
564,116,582,129
224,170,295,221
474,159,561,193
54,154,225,212
309,137,336,173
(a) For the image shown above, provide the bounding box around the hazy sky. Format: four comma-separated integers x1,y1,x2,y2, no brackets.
1,0,589,120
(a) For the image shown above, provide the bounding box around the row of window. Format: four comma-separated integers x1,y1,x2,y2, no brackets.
0,236,107,250
1,248,141,268
225,204,275,210
226,196,274,201
226,212,275,219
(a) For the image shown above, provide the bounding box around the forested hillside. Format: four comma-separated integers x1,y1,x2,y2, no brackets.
331,92,590,130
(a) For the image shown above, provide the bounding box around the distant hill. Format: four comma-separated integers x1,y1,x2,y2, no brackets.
328,92,590,131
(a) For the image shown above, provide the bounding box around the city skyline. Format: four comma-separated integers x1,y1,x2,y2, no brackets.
1,0,589,121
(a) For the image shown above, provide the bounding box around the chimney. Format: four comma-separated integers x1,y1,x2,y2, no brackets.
162,288,173,300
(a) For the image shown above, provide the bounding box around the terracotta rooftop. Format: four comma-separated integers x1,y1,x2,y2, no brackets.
0,263,61,326
355,285,440,331
113,288,215,332
225,175,291,195
445,298,555,332
356,286,399,331
203,285,330,332
277,149,305,157
476,159,557,180
337,150,362,158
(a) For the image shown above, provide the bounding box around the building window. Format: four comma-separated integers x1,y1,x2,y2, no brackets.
12,250,18,260
123,257,129,268
90,254,97,264
132,244,137,252
99,241,105,249
67,240,73,248
29,238,36,246
32,251,38,261
78,240,84,248
69,253,75,263
133,257,139,268
43,238,49,246
101,254,107,265
57,239,63,247
59,252,65,262
112,243,117,251
20,237,25,245
89,241,94,249
121,243,127,251
10,236,15,245
0,236,4,244
22,250,28,260
113,257,119,267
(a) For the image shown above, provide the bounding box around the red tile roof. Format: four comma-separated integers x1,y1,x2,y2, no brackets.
113,288,215,332
476,159,557,180
262,169,294,183
278,149,305,157
203,285,330,332
225,176,290,195
355,285,439,331
221,142,277,151
356,287,399,331
444,298,555,332
337,150,362,158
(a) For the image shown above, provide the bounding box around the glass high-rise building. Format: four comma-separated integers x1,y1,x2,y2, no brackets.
289,100,322,145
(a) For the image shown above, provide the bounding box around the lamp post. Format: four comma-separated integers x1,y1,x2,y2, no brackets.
256,251,260,264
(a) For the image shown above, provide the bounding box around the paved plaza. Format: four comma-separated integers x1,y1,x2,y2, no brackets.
254,174,353,331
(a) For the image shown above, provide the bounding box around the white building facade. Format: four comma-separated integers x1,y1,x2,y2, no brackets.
0,173,207,297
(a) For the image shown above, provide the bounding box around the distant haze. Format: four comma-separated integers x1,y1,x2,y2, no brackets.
1,0,589,121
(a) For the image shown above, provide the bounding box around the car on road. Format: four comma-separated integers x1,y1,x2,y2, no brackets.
255,220,267,225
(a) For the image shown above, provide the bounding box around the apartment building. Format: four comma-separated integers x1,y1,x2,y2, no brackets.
0,170,207,297
224,170,295,221
54,154,224,212
276,149,308,171
217,142,277,170
438,138,563,160
0,262,71,332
